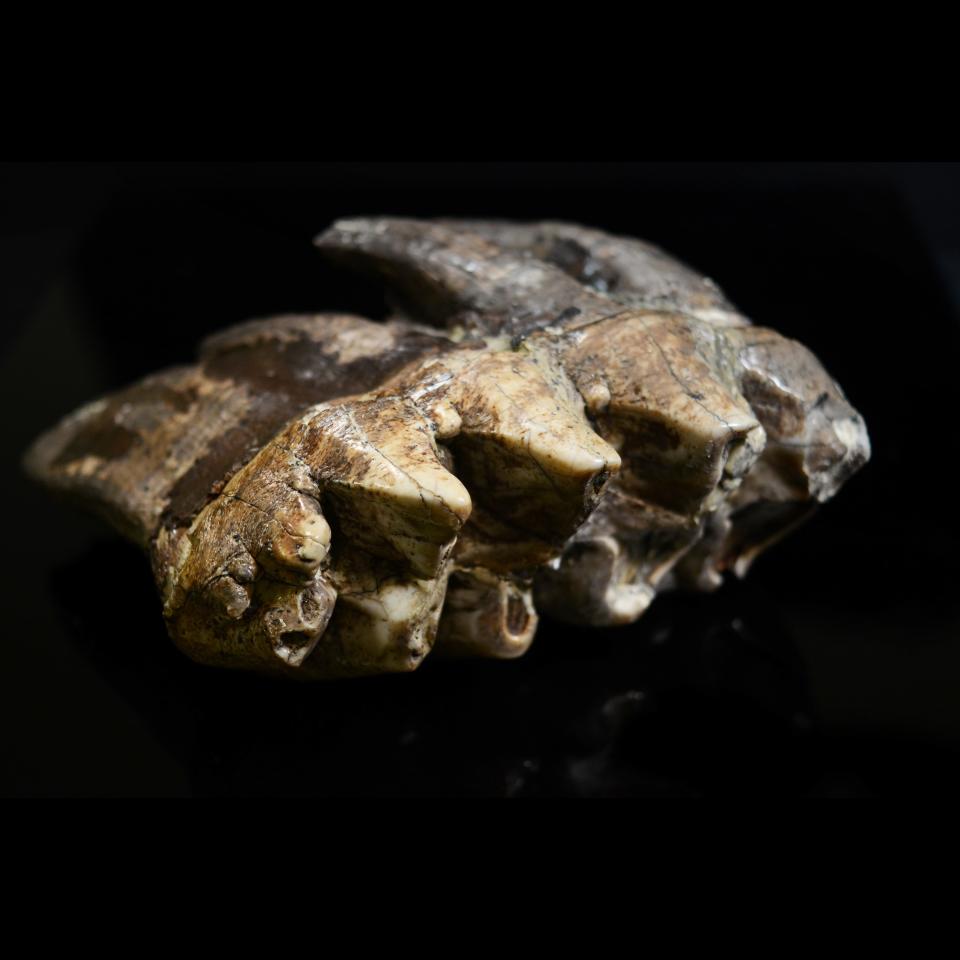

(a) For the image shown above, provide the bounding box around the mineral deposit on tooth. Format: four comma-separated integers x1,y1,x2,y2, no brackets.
24,218,870,678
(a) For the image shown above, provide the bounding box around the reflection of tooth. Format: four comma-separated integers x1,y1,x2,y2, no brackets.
535,486,702,626
436,569,538,659
535,534,658,627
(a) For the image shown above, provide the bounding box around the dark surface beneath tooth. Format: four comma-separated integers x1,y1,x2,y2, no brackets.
2,162,960,797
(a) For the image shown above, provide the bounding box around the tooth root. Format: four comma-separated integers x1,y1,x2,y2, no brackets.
564,313,763,517
435,569,538,660
418,349,619,569
291,396,471,580
298,560,450,678
439,219,749,326
313,217,609,335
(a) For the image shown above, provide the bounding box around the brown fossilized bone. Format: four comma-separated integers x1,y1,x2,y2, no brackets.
24,218,870,678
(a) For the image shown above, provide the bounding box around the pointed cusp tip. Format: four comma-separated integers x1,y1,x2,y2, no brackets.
437,479,473,525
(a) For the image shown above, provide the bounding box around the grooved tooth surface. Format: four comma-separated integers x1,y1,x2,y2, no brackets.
563,312,763,516
294,396,471,580
392,345,620,569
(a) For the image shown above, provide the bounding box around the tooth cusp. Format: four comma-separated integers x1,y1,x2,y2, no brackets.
27,217,869,678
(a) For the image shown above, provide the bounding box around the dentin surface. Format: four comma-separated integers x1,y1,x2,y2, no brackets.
24,218,870,677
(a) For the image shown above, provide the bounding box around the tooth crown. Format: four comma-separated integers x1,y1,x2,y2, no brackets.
23,219,870,678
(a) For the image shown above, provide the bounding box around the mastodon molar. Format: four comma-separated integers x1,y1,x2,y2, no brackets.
24,218,870,677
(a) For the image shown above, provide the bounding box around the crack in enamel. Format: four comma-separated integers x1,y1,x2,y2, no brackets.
23,218,870,678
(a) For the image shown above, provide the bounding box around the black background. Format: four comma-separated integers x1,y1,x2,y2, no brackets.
2,161,958,797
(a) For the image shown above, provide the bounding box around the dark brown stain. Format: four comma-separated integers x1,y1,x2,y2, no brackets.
51,380,201,468
53,418,139,466
163,422,265,529
161,330,452,529
204,330,451,406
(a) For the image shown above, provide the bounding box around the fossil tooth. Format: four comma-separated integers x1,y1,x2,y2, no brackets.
300,553,450,678
439,219,749,326
531,311,764,625
560,311,763,514
293,396,471,580
436,568,538,659
315,217,616,336
24,218,870,678
673,325,871,585
390,344,621,570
